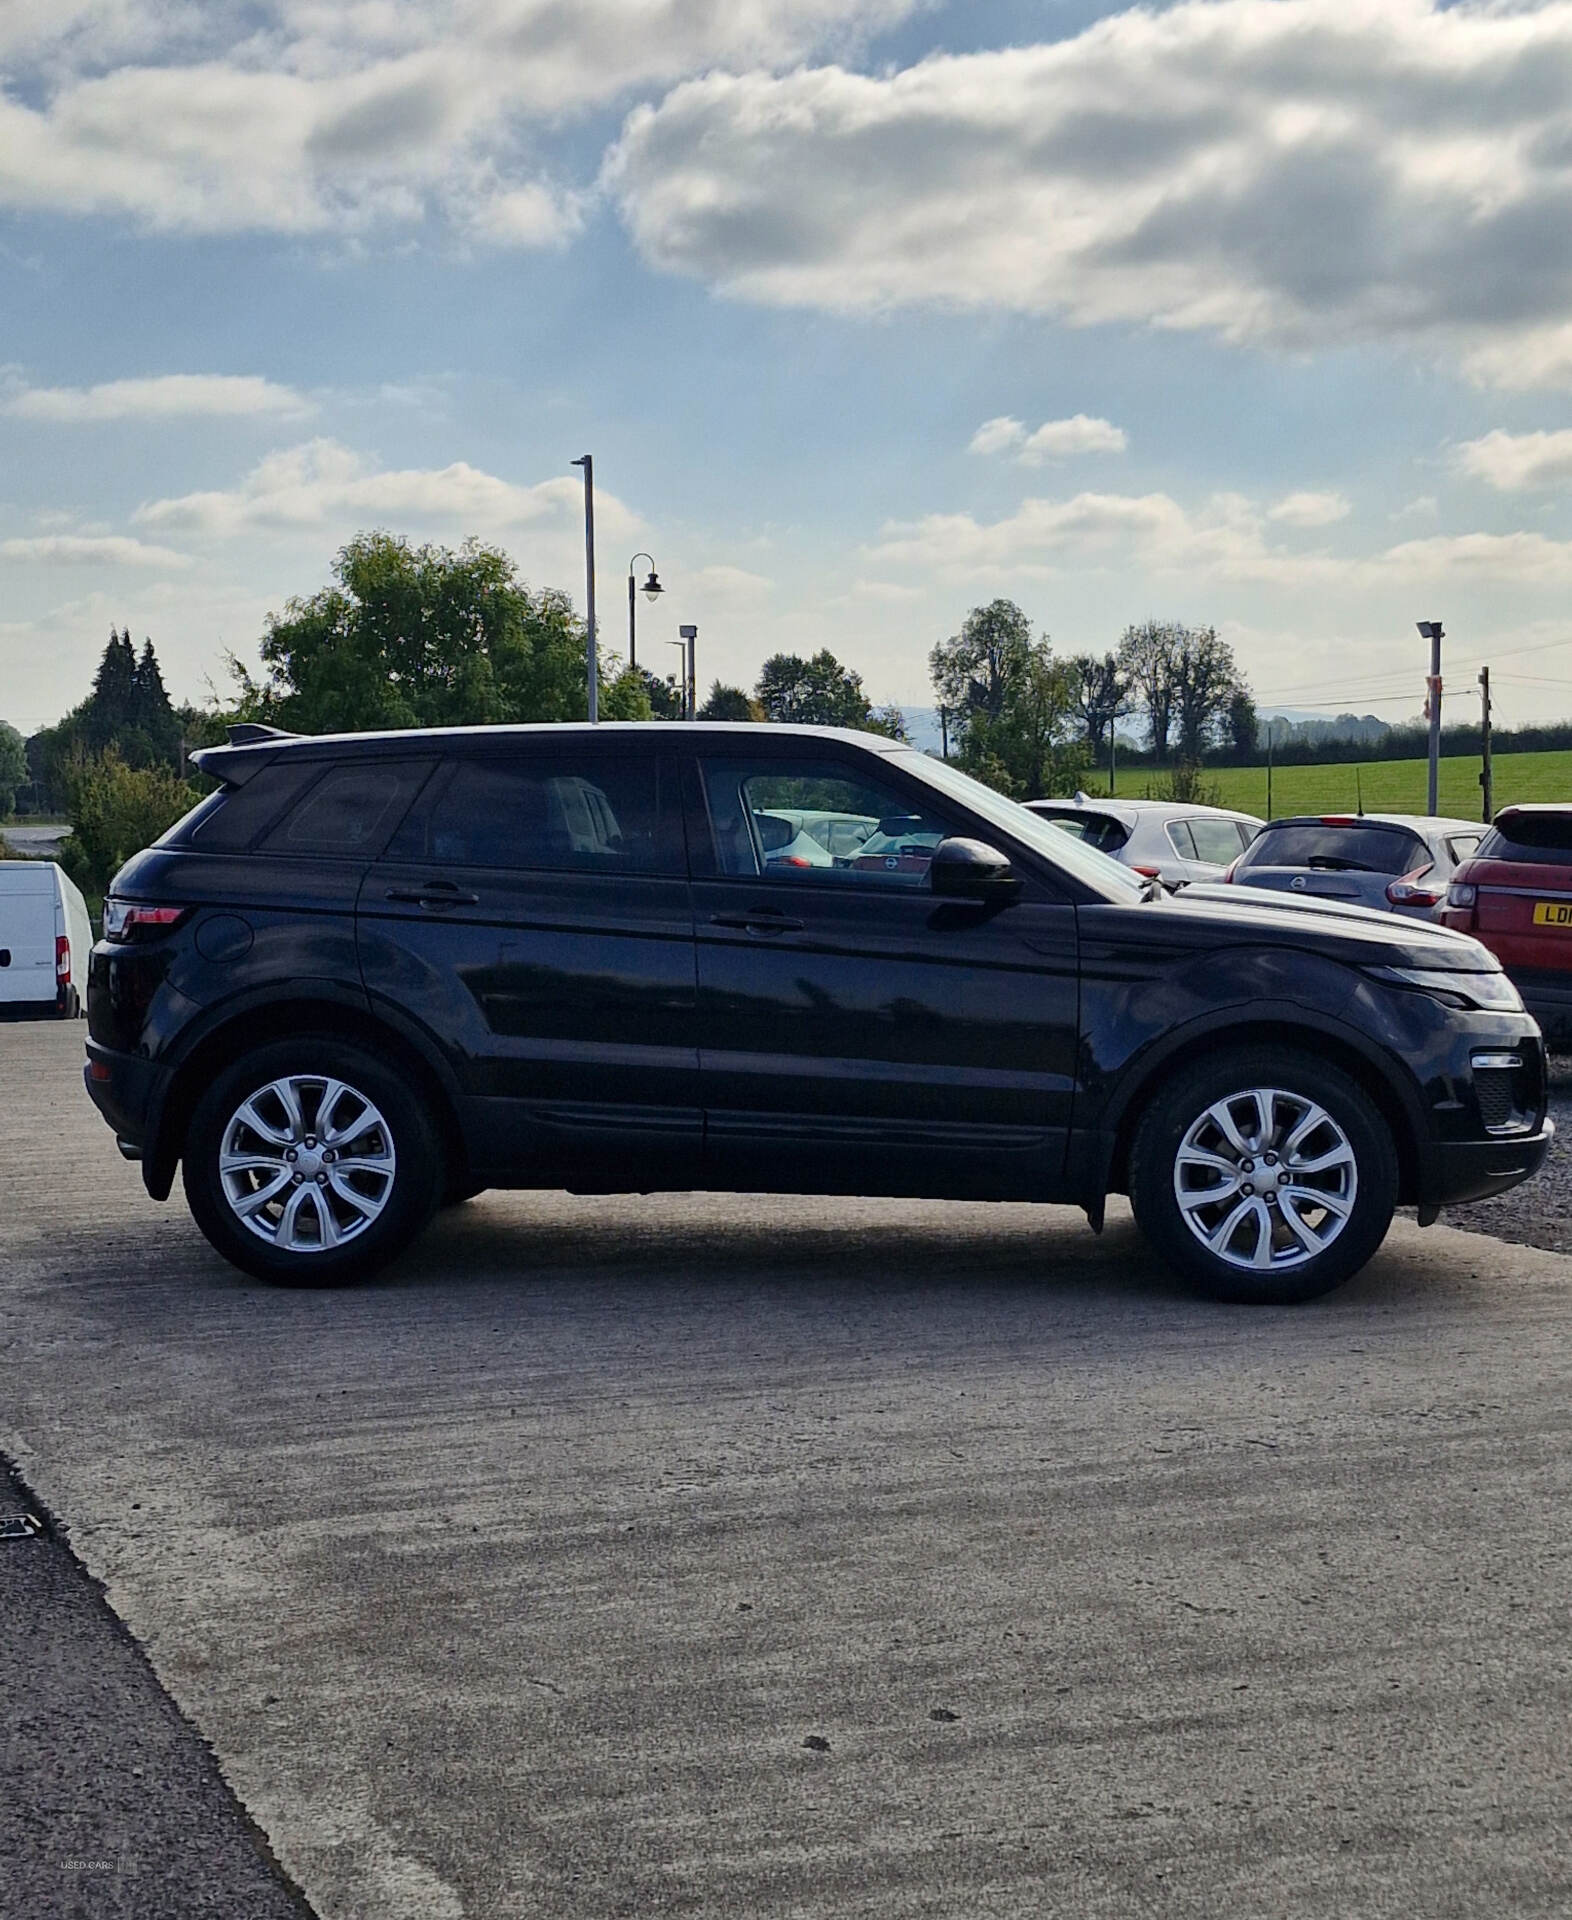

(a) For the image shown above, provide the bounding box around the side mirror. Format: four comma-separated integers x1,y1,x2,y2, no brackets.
929,836,1021,900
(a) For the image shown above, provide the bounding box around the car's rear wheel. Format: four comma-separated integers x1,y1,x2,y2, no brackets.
183,1037,441,1285
1129,1047,1398,1304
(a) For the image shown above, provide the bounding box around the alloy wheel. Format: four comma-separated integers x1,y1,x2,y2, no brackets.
1172,1086,1358,1273
218,1074,397,1253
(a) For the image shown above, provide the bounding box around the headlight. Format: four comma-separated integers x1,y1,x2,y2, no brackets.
1371,965,1524,1012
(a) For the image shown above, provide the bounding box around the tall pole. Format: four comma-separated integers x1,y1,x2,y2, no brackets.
627,569,637,675
1108,725,1116,797
1480,664,1494,824
572,455,597,723
939,705,949,760
679,624,697,722
1420,619,1444,816
1266,719,1274,821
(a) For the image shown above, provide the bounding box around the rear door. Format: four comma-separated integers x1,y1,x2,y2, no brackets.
357,747,698,1183
0,867,59,1004
687,747,1080,1200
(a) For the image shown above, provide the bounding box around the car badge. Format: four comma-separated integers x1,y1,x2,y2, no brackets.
885,856,899,870
1291,875,1307,890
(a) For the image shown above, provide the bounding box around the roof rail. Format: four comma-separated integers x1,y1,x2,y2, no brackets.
225,722,296,746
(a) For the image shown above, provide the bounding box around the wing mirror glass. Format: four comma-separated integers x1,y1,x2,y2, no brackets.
929,836,1021,899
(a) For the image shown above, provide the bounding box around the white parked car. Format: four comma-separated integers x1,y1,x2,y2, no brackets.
0,859,92,1017
1024,794,1264,888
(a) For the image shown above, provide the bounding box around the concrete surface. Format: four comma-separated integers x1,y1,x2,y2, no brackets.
4,1018,1572,1918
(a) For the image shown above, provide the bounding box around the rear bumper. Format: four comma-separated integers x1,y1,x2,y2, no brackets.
1424,1119,1555,1209
83,1039,174,1197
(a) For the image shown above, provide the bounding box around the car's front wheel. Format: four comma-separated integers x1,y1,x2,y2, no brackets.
1129,1047,1398,1304
182,1037,441,1285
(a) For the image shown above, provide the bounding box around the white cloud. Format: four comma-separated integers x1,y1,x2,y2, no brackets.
132,437,645,557
0,533,192,568
1268,490,1351,527
3,373,314,422
0,1,917,241
968,416,1025,457
1019,415,1127,463
1391,494,1439,522
1455,428,1572,492
862,482,1572,588
609,0,1572,384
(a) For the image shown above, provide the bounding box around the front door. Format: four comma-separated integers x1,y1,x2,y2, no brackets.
687,749,1080,1200
357,749,698,1185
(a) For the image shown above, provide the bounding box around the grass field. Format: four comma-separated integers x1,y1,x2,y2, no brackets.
1120,747,1572,823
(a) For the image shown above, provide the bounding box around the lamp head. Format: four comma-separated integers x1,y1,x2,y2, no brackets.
1416,620,1444,640
641,569,663,603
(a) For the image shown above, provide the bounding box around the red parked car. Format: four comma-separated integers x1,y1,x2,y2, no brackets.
1440,805,1572,1044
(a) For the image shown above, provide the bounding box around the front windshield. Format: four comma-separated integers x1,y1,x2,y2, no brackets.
894,752,1143,899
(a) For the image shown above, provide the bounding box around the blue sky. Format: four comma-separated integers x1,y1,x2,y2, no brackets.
4,0,1572,736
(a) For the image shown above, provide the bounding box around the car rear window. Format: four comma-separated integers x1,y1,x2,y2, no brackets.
1239,823,1425,876
1035,811,1130,855
178,760,322,851
1477,813,1572,866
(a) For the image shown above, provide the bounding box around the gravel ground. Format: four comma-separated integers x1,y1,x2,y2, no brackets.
1446,1059,1572,1254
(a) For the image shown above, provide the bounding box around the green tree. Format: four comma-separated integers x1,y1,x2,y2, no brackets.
1170,625,1241,762
1116,620,1180,761
242,532,592,732
58,752,201,896
0,721,27,817
754,649,871,727
128,638,183,767
929,600,1035,747
1225,686,1259,761
959,650,1087,799
1066,652,1131,759
864,704,909,741
697,681,760,721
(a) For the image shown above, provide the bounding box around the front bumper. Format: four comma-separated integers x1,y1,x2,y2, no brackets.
1423,1119,1555,1209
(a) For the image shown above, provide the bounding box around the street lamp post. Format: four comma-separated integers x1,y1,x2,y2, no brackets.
571,455,597,723
679,624,697,721
1417,620,1444,815
626,552,663,673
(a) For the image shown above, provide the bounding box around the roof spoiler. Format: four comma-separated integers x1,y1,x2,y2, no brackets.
226,722,296,746
190,722,300,786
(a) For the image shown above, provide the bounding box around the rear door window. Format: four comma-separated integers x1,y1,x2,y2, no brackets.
389,757,682,874
1035,811,1130,855
697,758,955,888
1241,823,1425,875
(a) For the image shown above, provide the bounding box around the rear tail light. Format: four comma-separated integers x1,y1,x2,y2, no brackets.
1220,858,1239,882
1386,866,1442,909
1448,882,1477,909
102,901,191,942
774,855,813,868
55,934,70,984
1131,863,1162,879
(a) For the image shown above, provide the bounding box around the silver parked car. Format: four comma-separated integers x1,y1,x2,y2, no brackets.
1225,812,1485,919
1023,794,1264,887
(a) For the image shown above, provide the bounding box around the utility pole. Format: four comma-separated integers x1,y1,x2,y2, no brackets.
938,705,949,760
1417,619,1444,815
1108,726,1116,797
571,455,597,723
1479,664,1494,824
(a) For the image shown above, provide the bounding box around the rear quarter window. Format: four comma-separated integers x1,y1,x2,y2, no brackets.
262,762,431,857
180,760,321,851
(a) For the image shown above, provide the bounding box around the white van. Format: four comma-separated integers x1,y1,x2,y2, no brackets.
0,860,92,1017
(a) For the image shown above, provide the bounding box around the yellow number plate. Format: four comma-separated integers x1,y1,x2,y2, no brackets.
1532,901,1572,927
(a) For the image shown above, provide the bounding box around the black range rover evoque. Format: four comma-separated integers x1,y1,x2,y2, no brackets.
85,722,1551,1303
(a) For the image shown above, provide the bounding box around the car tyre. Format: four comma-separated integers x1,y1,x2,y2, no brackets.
1129,1047,1397,1305
183,1036,441,1286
